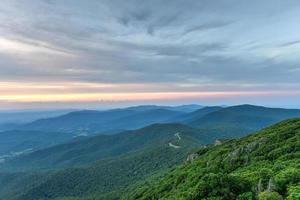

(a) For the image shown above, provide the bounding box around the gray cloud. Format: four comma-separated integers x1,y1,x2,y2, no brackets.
183,21,234,35
0,0,300,94
279,40,300,47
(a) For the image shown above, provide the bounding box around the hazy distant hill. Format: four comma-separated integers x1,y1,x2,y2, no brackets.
20,109,138,133
124,104,203,113
0,107,189,163
19,104,300,136
3,104,299,163
0,110,76,124
4,104,299,162
20,108,184,134
17,104,203,134
125,118,300,200
170,106,223,123
0,130,75,159
0,110,75,131
189,104,300,130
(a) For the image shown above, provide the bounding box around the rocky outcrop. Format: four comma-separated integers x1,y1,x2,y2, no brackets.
214,139,223,146
186,153,199,163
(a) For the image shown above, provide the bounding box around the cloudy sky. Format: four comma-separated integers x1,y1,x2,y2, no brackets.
0,0,300,109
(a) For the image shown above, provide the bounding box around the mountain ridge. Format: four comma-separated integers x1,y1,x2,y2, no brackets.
124,118,300,200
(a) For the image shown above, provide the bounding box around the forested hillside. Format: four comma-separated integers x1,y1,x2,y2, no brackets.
0,123,203,171
125,119,300,200
0,124,204,199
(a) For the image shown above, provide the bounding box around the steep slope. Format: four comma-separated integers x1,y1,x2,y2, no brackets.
0,172,50,200
190,104,300,130
20,108,184,134
125,119,300,200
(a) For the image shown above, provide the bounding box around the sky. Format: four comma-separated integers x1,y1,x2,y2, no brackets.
0,0,300,110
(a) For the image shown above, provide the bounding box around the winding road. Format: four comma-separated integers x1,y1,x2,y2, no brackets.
168,132,182,149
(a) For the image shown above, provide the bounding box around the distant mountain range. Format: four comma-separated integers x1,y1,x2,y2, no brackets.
17,105,203,134
1,104,300,162
0,105,203,132
0,110,76,126
122,104,204,113
14,104,300,136
189,104,300,130
0,104,300,200
0,105,205,161
170,106,223,123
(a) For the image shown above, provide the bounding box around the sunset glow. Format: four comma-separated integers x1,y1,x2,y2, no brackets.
1,82,299,104
0,92,273,102
0,0,300,109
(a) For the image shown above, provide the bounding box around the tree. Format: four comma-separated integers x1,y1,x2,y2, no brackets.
258,191,282,200
286,185,300,200
237,192,254,200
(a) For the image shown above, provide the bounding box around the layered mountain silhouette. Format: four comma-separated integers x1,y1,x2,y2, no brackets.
0,104,300,200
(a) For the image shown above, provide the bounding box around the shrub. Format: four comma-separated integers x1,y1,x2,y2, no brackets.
258,191,283,200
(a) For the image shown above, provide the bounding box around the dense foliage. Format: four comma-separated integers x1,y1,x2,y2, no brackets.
124,119,300,200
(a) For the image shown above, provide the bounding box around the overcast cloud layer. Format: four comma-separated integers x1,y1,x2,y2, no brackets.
0,0,300,109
